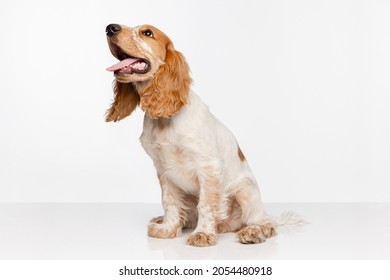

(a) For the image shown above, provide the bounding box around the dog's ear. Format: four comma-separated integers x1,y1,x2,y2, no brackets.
140,45,192,119
106,81,140,122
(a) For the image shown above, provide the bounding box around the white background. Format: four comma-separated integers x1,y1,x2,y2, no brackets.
0,0,389,203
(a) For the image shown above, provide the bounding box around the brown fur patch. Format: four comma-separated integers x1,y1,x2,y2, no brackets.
175,147,183,158
217,223,231,234
106,82,140,122
186,232,217,247
156,118,171,130
149,216,163,224
238,146,246,161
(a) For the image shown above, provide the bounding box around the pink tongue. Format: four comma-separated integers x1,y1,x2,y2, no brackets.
106,58,139,72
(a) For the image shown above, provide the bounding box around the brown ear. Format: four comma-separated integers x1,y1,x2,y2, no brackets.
140,47,192,119
105,81,140,122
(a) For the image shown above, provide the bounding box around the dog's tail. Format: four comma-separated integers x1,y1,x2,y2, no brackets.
265,211,307,226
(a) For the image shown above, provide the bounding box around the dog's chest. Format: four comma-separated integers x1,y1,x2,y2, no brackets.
140,119,200,194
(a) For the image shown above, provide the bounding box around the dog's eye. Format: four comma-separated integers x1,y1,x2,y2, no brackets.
142,29,154,38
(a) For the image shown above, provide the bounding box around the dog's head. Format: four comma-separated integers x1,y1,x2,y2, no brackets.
105,24,191,121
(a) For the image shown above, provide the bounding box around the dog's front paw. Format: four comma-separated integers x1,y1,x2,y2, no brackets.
236,223,277,244
148,220,181,239
186,232,216,247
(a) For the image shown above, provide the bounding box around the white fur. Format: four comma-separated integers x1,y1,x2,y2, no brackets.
140,91,274,237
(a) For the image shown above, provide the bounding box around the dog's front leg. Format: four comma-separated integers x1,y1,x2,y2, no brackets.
186,171,222,247
148,175,185,239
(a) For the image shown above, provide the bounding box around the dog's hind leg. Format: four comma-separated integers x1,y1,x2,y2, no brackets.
148,175,187,239
234,180,277,244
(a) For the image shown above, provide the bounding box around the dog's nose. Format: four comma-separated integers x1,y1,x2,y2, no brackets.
106,24,121,37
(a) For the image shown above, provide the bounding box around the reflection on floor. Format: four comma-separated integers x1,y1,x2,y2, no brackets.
0,203,389,260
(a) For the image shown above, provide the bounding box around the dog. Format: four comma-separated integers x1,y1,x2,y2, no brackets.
105,24,301,247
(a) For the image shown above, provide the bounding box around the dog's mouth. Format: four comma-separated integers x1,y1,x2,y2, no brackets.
106,43,150,75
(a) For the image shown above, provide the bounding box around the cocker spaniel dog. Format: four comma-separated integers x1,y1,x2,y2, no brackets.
105,24,301,247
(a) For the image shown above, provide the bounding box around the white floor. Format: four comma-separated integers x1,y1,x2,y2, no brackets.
0,203,389,260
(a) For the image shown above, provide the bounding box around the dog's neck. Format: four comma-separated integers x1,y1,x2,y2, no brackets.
133,80,150,94
155,117,171,130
